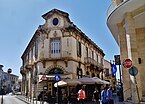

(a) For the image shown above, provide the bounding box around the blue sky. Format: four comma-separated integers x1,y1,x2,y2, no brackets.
0,0,120,78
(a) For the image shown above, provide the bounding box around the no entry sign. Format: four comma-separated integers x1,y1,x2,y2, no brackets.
122,58,132,68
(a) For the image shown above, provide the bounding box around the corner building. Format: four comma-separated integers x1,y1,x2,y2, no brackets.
107,0,145,103
20,9,105,98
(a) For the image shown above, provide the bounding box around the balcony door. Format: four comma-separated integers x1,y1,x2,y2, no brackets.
50,38,61,58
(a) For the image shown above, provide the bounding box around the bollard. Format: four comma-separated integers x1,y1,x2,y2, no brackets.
36,97,37,104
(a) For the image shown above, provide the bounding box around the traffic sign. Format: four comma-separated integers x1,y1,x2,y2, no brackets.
129,66,138,76
111,64,117,74
40,75,47,81
54,75,61,81
122,58,132,68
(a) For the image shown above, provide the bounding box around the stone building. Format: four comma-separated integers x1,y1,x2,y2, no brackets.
0,65,19,93
103,59,116,89
107,0,145,103
20,9,105,98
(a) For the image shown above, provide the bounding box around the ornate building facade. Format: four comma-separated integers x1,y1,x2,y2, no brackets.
20,9,105,98
107,0,145,103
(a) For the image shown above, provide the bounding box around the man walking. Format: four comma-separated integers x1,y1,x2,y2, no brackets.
101,87,108,104
92,88,100,104
107,85,114,104
77,86,86,104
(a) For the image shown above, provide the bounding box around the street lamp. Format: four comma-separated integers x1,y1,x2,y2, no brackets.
114,55,124,101
0,64,4,104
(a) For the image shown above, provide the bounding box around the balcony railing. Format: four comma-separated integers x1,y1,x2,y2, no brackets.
107,2,117,17
107,0,130,18
84,57,98,66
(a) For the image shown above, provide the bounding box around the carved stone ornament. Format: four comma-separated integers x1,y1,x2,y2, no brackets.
53,31,57,37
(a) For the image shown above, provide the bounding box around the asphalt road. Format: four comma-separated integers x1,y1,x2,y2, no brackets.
0,94,27,104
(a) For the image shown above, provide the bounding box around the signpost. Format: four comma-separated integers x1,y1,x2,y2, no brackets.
114,55,124,101
54,75,61,104
122,58,140,103
129,66,138,76
129,66,140,103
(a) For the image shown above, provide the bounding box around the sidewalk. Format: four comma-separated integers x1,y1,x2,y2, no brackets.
16,95,94,104
16,95,48,104
15,94,137,104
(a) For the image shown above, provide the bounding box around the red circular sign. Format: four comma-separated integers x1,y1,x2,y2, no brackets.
123,58,132,68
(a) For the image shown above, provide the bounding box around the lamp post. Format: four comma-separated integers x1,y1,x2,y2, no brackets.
1,79,3,104
114,55,124,101
0,64,4,104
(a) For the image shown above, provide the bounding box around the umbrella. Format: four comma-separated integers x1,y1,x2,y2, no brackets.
54,80,67,87
77,77,110,85
93,77,110,84
54,79,81,87
77,77,98,84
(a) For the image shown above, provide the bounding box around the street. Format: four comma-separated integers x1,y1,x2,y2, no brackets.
0,94,27,104
0,93,134,104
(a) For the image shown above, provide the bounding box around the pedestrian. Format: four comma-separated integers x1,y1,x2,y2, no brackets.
77,86,86,104
62,92,68,104
69,88,78,104
101,87,108,104
107,85,114,104
92,88,100,104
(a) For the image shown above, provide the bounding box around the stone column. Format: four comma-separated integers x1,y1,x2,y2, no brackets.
124,12,142,103
22,76,25,95
118,22,131,101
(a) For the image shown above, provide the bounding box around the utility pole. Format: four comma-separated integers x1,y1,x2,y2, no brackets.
114,55,124,101
0,65,4,104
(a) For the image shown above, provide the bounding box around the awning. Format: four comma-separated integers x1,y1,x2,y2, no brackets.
77,77,110,85
54,79,81,87
92,77,110,84
38,74,73,82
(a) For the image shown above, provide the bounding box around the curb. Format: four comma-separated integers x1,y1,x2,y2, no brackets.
16,96,30,104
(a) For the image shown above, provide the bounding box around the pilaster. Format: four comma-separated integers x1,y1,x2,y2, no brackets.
124,12,142,103
118,22,131,101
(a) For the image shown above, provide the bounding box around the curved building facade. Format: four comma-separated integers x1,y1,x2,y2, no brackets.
107,0,145,103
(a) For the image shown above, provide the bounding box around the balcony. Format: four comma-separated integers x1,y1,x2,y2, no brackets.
25,64,33,70
20,66,26,75
107,0,145,44
107,0,128,18
84,57,98,66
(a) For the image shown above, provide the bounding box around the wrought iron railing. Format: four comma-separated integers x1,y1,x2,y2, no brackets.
84,57,98,66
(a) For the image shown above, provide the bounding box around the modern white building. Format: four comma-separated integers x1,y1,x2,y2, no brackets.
107,0,145,103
